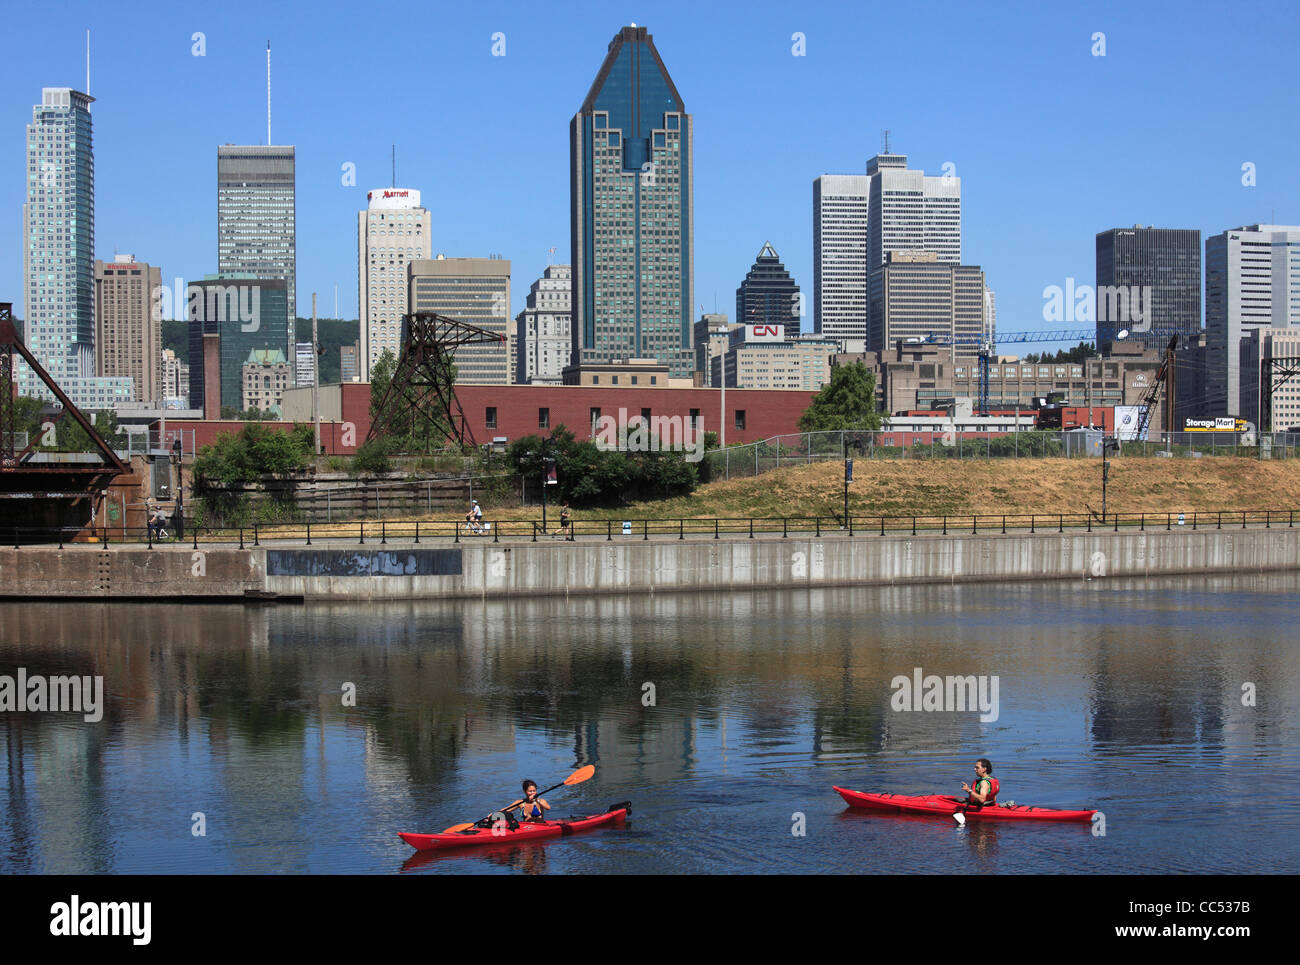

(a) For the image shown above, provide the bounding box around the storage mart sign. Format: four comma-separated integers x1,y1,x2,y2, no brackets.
1184,417,1249,431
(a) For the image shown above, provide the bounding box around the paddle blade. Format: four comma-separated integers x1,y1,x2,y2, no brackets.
442,822,473,833
564,764,596,786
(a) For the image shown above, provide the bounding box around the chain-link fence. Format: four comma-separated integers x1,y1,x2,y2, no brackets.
702,430,1300,481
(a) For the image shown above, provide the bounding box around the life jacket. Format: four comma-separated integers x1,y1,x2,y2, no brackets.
974,775,999,806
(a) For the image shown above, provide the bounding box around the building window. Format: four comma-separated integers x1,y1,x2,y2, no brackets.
590,407,601,428
539,408,549,429
486,407,497,429
592,376,599,385
689,408,700,429
650,376,657,385
611,376,618,385
735,410,746,430
631,376,638,385
641,407,651,423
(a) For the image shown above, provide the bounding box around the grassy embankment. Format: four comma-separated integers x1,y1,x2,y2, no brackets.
416,457,1300,522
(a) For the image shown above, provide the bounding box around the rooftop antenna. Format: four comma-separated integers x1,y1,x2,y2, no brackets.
391,144,396,187
883,129,891,154
266,41,272,145
85,30,90,94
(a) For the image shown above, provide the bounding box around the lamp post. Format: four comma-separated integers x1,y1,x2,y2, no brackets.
1100,435,1120,521
843,438,864,528
171,437,185,540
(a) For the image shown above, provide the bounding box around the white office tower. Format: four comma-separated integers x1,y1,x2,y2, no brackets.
515,265,572,384
1205,224,1300,418
812,174,870,343
814,153,962,349
865,153,961,268
358,188,431,379
984,288,996,348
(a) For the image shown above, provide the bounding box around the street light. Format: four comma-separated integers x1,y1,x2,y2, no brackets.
1100,435,1120,522
843,438,865,528
171,437,185,540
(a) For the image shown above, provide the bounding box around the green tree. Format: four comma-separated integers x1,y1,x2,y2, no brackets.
798,362,883,432
368,347,457,453
192,423,313,487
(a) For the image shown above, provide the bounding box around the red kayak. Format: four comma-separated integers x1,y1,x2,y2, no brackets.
398,802,631,851
834,787,1096,823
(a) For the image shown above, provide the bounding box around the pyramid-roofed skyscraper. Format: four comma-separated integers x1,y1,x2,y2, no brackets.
569,25,694,378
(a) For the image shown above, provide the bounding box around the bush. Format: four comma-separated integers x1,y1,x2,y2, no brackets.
351,437,394,475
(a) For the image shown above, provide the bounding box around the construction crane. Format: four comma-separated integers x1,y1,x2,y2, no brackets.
1133,336,1178,441
916,328,1107,415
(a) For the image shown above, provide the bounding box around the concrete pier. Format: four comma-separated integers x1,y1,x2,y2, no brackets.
1,527,1296,601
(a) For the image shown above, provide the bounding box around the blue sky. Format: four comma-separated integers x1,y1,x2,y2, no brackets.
2,0,1296,345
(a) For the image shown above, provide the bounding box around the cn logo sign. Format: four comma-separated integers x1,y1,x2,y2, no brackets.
747,324,784,342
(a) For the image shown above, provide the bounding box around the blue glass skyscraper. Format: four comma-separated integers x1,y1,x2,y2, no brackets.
570,26,694,378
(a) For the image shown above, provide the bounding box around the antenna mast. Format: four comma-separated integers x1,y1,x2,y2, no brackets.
86,30,90,94
266,42,272,145
392,144,396,187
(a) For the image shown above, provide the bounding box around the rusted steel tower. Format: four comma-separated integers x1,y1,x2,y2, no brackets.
366,312,506,452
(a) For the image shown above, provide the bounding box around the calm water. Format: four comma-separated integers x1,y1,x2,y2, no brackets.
2,575,1298,874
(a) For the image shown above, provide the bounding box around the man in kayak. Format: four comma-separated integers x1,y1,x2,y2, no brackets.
512,779,551,823
953,758,998,826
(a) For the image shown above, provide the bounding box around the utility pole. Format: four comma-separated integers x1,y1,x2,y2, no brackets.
311,293,320,458
1101,436,1119,520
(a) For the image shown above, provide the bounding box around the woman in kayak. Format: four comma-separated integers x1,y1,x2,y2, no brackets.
514,780,551,823
954,758,998,825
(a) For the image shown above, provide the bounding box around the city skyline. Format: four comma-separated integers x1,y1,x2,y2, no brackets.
2,3,1297,350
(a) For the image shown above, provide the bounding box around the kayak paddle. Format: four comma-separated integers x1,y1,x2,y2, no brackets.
442,764,596,833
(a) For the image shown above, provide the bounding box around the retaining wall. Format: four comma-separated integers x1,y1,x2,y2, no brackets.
1,528,1296,601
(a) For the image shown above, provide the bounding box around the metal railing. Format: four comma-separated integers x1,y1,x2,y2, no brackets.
9,507,1297,548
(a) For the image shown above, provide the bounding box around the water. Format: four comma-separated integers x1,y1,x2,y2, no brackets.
2,574,1298,874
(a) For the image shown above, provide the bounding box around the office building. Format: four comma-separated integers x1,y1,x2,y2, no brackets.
340,342,360,382
711,329,839,390
95,255,162,402
570,25,694,378
1241,327,1300,430
217,144,297,344
357,187,431,379
241,348,292,413
865,153,961,268
295,341,315,386
408,257,511,384
812,174,870,342
161,348,189,407
814,153,961,346
736,243,800,329
186,276,290,411
1205,224,1300,417
867,252,985,354
515,264,572,384
20,87,133,407
1096,227,1201,345
693,313,736,386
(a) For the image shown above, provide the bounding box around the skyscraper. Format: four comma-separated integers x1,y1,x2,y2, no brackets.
1205,224,1300,418
515,265,572,384
217,145,297,351
736,243,799,330
813,153,961,349
20,88,133,408
865,153,961,269
358,187,431,380
812,174,870,344
94,255,162,402
570,25,694,378
1096,227,1201,346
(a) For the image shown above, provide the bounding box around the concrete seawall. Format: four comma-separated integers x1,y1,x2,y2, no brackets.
1,528,1297,601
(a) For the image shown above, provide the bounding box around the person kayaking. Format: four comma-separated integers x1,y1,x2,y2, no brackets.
953,758,999,826
512,779,551,823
